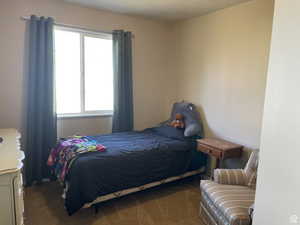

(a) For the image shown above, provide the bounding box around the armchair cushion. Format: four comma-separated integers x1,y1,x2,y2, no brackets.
201,180,255,225
214,169,247,186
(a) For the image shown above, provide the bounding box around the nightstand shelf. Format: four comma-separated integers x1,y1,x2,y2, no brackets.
197,138,243,176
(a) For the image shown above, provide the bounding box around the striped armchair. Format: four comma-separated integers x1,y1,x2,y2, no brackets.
199,151,259,225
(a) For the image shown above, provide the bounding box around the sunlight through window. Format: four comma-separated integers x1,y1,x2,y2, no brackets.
54,27,113,116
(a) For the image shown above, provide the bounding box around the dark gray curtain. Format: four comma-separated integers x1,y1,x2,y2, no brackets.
24,15,57,186
112,30,134,132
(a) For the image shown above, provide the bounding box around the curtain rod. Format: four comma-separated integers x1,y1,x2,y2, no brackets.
20,16,134,37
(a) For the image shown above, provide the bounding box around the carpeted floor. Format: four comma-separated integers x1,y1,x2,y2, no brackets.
24,177,204,225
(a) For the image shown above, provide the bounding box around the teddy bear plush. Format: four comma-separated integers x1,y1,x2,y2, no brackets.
170,113,185,129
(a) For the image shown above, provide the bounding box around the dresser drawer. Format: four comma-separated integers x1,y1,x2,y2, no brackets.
0,129,24,225
0,185,14,225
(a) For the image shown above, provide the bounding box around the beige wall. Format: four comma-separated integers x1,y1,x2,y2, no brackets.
0,0,176,137
0,0,274,147
254,0,300,223
172,0,274,157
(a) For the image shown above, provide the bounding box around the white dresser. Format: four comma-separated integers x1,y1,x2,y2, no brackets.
0,129,25,225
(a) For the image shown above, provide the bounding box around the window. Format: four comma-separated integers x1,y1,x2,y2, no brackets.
54,26,113,117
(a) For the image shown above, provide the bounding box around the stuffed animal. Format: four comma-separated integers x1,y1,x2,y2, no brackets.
170,113,185,129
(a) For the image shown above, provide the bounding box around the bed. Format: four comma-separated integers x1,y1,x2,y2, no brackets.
49,102,206,215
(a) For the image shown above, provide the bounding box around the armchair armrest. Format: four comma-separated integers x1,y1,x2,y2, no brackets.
214,169,247,185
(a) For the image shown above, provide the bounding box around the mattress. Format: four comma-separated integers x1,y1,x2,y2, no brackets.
64,127,206,215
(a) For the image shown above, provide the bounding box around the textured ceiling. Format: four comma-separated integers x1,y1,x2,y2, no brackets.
64,0,252,21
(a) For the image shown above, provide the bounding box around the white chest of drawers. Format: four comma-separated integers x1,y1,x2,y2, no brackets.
0,129,25,225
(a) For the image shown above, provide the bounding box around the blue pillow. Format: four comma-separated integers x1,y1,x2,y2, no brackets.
170,101,190,119
169,102,204,137
152,125,185,140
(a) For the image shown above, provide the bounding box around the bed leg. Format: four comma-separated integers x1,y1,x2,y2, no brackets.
93,204,99,214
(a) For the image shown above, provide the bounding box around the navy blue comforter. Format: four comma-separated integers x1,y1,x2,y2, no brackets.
65,127,205,215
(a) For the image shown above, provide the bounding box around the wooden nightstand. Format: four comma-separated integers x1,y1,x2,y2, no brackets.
197,138,243,173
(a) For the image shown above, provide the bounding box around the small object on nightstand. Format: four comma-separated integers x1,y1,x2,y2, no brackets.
197,137,243,177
